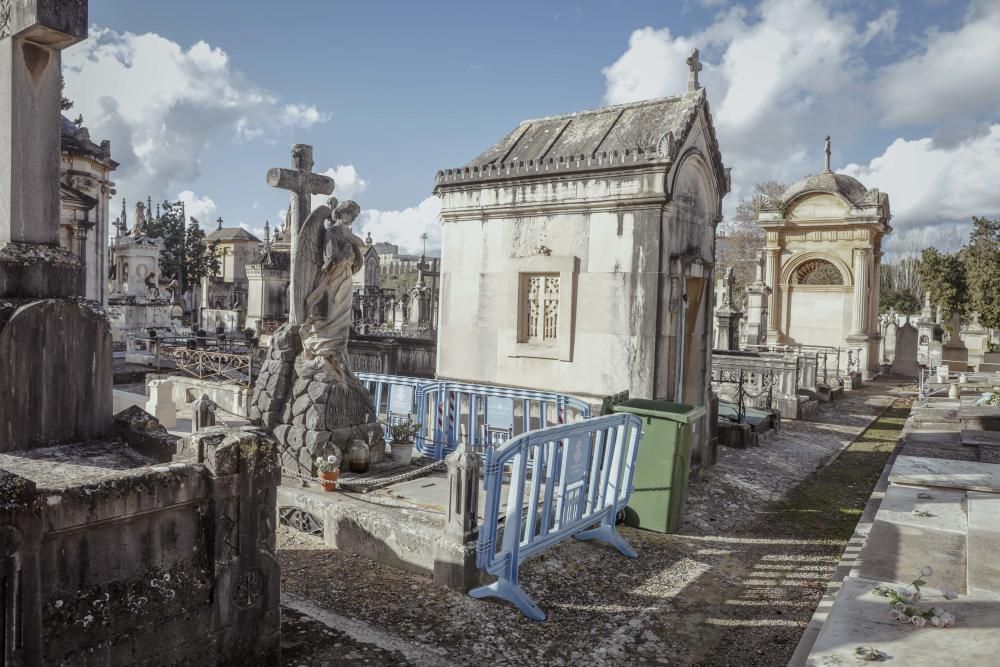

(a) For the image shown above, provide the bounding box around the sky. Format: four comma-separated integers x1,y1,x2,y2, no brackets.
62,0,1000,256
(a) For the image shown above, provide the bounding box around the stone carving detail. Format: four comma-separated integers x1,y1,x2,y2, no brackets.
218,497,240,560
232,570,264,609
0,1,10,41
278,506,324,538
793,259,844,286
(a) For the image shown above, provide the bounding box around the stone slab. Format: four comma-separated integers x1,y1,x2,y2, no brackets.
959,406,1000,431
856,484,968,593
0,440,158,490
967,491,1000,595
904,431,961,446
961,431,1000,448
809,576,1000,667
899,441,980,462
889,455,1000,493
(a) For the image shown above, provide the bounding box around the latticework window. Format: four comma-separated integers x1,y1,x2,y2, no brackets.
523,274,560,342
793,259,843,285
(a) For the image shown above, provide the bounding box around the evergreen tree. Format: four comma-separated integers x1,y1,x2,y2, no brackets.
185,218,220,288
145,201,187,287
916,247,967,321
962,216,1000,329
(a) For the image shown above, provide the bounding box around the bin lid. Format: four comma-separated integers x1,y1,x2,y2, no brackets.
612,398,707,424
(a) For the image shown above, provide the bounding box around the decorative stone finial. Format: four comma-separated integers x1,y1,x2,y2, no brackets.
365,232,373,246
824,135,832,173
686,48,703,91
264,220,270,244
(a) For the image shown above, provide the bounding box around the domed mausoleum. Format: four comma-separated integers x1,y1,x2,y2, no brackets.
756,138,891,380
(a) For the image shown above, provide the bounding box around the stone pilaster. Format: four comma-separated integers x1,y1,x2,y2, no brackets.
764,248,781,342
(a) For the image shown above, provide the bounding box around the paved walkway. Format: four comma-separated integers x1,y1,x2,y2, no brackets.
278,378,909,666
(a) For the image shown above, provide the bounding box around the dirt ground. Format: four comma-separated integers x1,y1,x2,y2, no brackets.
277,378,912,666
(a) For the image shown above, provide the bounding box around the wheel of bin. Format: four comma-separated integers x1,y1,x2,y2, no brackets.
615,509,626,525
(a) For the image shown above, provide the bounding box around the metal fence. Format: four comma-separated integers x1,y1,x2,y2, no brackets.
470,413,643,621
423,380,593,460
130,334,260,386
711,364,777,423
353,374,594,460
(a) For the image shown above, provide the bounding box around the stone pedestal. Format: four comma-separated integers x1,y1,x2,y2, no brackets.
250,324,384,477
145,378,177,429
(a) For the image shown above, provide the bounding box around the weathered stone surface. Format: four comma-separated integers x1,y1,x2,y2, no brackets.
889,455,1000,493
250,325,383,477
968,491,1000,594
0,299,112,450
856,484,968,593
112,405,178,462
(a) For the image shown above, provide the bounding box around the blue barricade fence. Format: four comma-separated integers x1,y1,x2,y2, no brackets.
356,373,437,447
356,373,594,460
423,381,593,460
470,413,644,621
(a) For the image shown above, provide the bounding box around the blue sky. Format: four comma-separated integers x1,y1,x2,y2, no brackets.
64,0,1000,255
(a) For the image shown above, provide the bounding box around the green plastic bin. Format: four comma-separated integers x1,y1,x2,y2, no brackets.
611,398,707,533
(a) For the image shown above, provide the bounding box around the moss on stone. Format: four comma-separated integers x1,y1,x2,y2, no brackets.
769,400,911,541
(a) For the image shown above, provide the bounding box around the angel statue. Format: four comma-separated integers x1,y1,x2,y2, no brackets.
294,197,366,382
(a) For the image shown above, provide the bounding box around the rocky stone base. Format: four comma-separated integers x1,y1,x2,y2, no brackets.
250,324,384,477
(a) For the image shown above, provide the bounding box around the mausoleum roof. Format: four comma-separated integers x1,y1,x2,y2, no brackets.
250,246,290,271
206,227,262,243
781,171,869,206
435,88,726,191
60,115,118,168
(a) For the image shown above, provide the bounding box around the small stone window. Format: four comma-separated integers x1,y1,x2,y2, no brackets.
506,256,577,362
522,274,560,342
793,259,843,285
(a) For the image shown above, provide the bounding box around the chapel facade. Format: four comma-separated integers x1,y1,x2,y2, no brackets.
433,51,729,454
756,139,891,379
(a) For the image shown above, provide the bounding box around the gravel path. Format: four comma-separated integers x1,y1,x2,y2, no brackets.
278,378,910,666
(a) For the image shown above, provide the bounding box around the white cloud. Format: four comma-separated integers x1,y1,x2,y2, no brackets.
356,197,442,256
841,125,1000,252
62,27,329,203
601,1,898,210
877,2,1000,126
177,190,216,225
309,164,369,211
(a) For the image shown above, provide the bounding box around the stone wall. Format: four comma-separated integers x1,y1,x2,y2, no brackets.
0,409,280,665
348,334,437,377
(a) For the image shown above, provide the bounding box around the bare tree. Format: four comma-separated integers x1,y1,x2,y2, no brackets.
716,181,785,307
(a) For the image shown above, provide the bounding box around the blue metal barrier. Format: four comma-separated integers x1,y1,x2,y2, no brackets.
356,373,436,446
424,381,593,460
470,413,643,621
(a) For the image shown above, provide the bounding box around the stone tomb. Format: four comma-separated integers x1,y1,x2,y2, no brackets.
0,4,280,663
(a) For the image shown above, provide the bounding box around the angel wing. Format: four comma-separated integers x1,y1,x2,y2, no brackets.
292,204,330,324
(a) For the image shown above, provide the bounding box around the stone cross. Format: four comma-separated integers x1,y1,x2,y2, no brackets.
686,48,702,91
824,135,832,173
266,144,334,322
0,0,89,297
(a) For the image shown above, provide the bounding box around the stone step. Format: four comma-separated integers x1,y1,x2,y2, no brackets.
967,491,1000,595
854,484,968,594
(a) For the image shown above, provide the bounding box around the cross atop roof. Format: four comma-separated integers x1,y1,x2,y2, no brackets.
686,48,702,91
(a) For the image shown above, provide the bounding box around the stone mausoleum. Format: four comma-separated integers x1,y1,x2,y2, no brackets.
434,51,729,459
756,139,891,379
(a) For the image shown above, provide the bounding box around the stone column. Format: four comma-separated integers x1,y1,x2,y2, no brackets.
201,428,281,663
433,429,481,592
851,248,870,335
0,1,88,298
764,248,781,342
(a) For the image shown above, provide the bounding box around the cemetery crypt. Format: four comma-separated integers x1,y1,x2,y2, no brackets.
435,50,729,457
